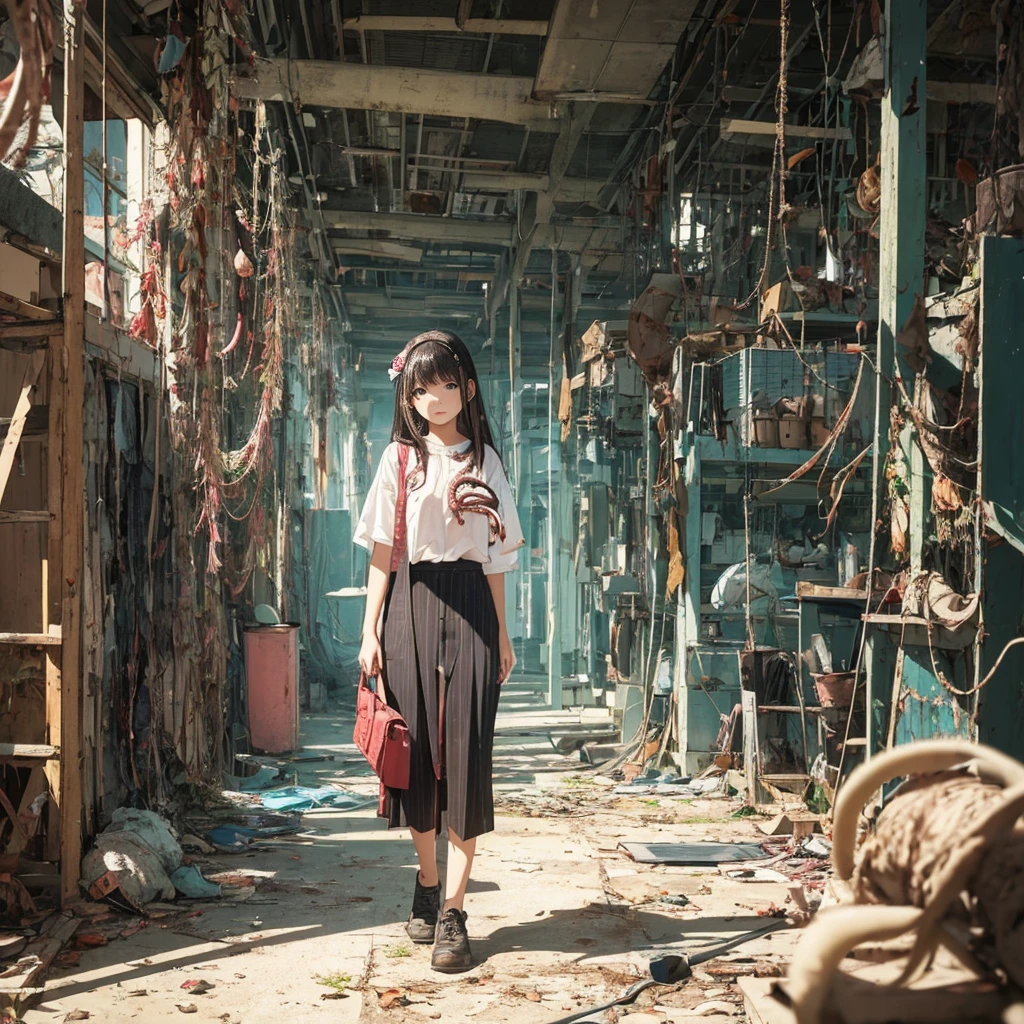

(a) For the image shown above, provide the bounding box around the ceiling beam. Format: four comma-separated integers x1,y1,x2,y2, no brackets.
341,16,549,36
512,103,597,283
326,211,626,252
718,118,854,142
458,173,600,203
534,0,698,98
233,59,560,131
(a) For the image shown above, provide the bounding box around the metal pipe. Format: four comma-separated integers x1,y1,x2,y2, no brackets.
547,246,560,709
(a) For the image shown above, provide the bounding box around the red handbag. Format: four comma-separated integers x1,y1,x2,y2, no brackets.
354,443,413,793
353,672,411,789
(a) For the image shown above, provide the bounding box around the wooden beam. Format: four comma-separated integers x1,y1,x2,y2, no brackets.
54,0,86,909
0,742,58,759
718,118,853,141
0,511,51,523
1,404,49,441
232,59,560,131
0,632,61,646
327,212,622,252
0,350,46,505
0,292,52,320
342,16,549,35
0,320,62,342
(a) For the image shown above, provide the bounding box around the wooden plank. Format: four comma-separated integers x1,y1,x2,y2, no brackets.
0,911,79,1014
0,632,61,646
0,511,51,524
0,293,52,321
0,320,62,343
0,744,57,760
5,767,48,856
0,405,49,440
796,582,869,602
719,118,853,141
0,350,46,505
54,1,86,909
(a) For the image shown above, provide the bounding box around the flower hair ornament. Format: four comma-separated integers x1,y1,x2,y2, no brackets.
387,336,460,383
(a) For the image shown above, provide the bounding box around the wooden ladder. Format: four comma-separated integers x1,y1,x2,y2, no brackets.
0,296,83,906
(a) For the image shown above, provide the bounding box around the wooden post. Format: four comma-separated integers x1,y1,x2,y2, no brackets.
55,0,86,906
864,0,927,758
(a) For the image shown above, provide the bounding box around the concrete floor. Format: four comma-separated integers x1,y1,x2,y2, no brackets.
24,689,803,1024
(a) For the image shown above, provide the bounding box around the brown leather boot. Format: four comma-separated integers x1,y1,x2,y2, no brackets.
431,907,472,972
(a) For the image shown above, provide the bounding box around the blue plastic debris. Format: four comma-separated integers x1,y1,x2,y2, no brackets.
259,786,374,813
170,865,222,899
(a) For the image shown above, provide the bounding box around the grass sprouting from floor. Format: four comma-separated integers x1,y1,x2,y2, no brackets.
385,944,413,959
314,972,352,991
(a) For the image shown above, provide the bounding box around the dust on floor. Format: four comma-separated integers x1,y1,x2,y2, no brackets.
23,706,810,1024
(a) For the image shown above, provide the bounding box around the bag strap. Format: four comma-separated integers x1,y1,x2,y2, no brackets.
390,443,411,573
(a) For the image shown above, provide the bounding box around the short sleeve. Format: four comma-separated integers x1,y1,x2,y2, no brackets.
353,443,400,552
482,447,525,575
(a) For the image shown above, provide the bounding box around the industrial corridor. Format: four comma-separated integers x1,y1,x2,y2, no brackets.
2,0,1024,1021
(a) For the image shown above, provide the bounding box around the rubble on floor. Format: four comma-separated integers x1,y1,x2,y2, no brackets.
10,709,816,1024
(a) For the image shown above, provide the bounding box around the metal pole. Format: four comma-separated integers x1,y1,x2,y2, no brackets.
547,248,561,709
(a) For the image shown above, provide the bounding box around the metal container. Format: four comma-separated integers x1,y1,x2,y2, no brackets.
243,622,300,753
812,671,857,709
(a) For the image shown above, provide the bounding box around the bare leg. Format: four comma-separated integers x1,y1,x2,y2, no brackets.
443,829,477,912
410,827,440,887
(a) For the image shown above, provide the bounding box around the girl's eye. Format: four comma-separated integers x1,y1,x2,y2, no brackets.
445,382,459,391
412,387,426,397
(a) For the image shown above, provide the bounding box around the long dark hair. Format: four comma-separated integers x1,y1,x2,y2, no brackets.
389,330,498,476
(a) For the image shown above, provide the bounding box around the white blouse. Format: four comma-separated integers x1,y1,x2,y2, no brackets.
353,438,525,575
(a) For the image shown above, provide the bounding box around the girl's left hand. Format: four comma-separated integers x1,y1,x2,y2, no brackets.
498,631,515,684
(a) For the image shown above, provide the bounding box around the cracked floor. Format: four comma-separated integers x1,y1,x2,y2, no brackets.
23,694,803,1024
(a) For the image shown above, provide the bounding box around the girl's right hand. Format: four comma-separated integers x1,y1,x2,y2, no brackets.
359,632,383,678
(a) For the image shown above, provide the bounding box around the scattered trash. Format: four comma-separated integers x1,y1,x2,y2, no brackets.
176,1003,198,1014
74,931,108,949
613,774,724,798
170,865,222,900
619,842,768,866
525,991,542,1001
128,990,148,997
222,765,282,792
692,999,737,1016
203,825,280,852
180,979,214,994
180,834,215,854
799,834,832,859
82,807,221,911
63,1012,90,1022
259,786,374,812
723,867,793,884
758,813,821,838
657,894,691,906
377,988,410,1009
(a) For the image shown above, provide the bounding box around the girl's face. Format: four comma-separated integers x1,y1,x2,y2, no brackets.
409,377,476,427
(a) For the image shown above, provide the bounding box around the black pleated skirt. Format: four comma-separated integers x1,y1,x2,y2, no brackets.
380,558,501,841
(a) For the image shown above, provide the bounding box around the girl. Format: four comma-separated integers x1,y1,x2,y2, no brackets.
354,330,524,973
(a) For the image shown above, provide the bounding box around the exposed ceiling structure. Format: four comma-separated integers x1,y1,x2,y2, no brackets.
58,0,999,393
